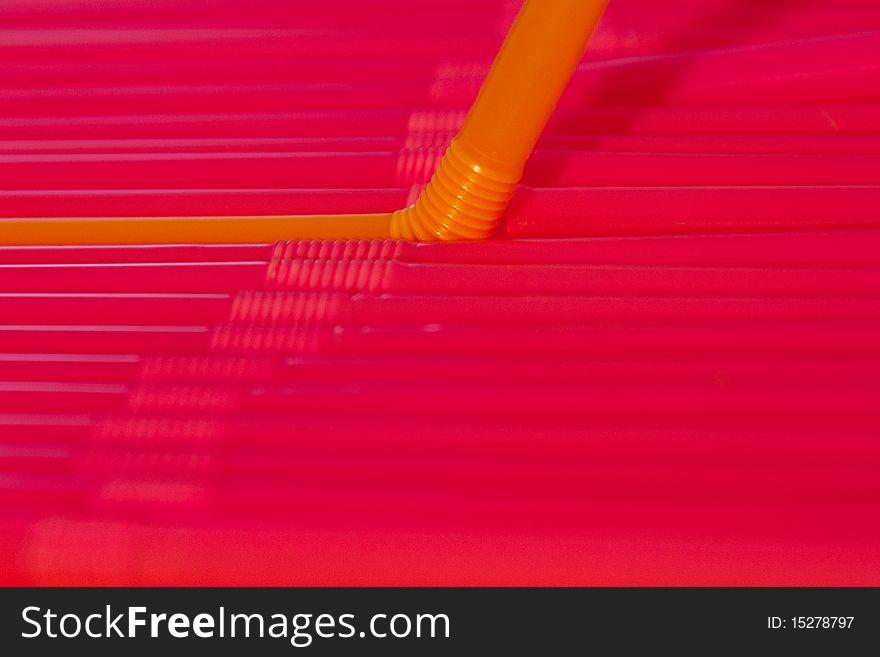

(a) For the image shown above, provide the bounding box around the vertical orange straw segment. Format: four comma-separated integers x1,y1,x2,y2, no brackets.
392,0,610,241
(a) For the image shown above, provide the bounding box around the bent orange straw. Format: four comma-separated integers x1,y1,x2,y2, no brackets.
1,0,609,245
391,0,609,240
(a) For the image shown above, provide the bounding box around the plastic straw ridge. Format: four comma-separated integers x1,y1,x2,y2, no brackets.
391,138,519,240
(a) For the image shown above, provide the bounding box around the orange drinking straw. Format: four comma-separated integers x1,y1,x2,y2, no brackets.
392,0,610,240
0,214,392,245
0,0,608,245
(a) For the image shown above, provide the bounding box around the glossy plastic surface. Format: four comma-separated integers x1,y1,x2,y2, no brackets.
1,0,880,587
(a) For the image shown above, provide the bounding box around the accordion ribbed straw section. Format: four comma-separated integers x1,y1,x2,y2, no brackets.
392,0,609,240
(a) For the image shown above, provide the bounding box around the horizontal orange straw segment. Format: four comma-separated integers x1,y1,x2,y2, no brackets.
1,0,607,245
0,214,393,245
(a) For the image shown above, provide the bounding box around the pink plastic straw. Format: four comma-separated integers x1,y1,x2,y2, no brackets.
211,322,880,358
0,188,405,217
5,134,880,156
3,103,876,141
0,293,231,324
400,229,880,266
1,151,877,189
504,186,880,236
233,293,880,327
0,262,265,292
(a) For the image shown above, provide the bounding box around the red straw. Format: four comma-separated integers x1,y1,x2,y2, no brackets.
0,188,405,218
2,103,876,142
5,133,880,156
505,186,880,236
0,262,265,292
2,151,877,190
